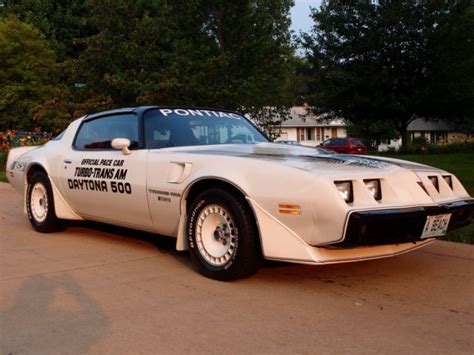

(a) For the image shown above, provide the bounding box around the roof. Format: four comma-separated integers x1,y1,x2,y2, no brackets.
407,118,458,132
282,110,462,132
86,107,136,119
281,107,346,128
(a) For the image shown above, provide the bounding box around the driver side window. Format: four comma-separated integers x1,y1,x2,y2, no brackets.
74,114,139,150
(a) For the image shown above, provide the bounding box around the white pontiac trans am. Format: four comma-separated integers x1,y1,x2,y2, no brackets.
6,106,474,280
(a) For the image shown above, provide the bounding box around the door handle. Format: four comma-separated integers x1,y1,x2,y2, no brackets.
64,159,72,164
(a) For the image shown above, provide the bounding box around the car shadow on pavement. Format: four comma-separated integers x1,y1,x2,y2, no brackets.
62,221,438,286
0,273,109,354
68,220,194,268
66,220,292,275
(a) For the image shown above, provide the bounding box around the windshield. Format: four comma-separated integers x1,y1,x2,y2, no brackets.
144,108,268,148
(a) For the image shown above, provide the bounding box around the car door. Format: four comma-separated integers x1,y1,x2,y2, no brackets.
333,138,348,153
343,138,352,153
322,138,334,151
58,113,154,230
323,138,342,153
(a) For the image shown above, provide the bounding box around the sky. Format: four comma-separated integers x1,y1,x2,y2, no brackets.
290,0,322,35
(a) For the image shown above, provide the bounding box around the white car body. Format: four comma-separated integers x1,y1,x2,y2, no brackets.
6,107,474,278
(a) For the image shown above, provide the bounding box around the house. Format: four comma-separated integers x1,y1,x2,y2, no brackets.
377,118,471,151
276,107,470,150
407,118,471,144
278,106,347,147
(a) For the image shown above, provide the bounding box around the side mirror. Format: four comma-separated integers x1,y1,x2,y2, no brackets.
111,138,131,155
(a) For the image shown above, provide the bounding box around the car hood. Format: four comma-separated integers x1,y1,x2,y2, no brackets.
167,143,442,175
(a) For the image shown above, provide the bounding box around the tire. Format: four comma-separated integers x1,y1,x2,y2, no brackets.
187,188,262,281
26,171,64,233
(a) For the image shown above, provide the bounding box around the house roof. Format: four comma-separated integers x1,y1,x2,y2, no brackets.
280,109,461,132
407,118,458,132
281,107,346,128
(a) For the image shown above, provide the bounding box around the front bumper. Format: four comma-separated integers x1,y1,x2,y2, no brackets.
249,197,439,265
334,199,474,247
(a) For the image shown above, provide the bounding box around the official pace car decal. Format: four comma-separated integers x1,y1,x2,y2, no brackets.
67,158,132,194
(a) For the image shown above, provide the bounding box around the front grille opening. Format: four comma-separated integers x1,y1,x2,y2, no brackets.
335,210,427,247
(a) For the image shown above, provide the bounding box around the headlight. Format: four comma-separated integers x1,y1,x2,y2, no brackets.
428,176,439,191
335,181,353,203
443,175,453,189
364,179,382,200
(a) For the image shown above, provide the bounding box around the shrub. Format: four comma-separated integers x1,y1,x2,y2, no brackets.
395,141,474,155
412,136,428,145
0,150,7,172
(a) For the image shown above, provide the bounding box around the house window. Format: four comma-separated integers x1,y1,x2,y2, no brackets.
299,128,305,141
306,128,313,140
316,128,321,141
432,132,448,143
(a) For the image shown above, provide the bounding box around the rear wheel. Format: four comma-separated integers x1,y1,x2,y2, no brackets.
187,188,261,280
26,171,64,233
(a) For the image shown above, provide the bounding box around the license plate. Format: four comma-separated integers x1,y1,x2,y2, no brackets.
421,214,451,239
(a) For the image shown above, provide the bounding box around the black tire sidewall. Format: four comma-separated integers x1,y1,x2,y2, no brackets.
187,189,260,280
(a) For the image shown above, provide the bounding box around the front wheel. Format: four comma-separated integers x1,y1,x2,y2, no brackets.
26,171,64,233
187,189,261,280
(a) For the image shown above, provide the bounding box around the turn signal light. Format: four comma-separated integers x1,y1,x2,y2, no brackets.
278,204,301,215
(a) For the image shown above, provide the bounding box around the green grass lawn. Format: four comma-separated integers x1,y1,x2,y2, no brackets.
378,153,474,243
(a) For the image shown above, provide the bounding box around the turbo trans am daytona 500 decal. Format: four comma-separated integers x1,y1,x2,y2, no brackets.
67,158,131,194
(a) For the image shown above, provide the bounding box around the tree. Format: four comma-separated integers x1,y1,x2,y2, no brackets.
1,1,296,135
1,1,98,131
425,2,474,134
302,0,473,149
346,119,398,149
0,0,94,60
76,0,295,135
0,16,58,130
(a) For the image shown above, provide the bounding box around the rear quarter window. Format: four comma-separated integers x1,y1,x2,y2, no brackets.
51,130,65,141
351,139,365,146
